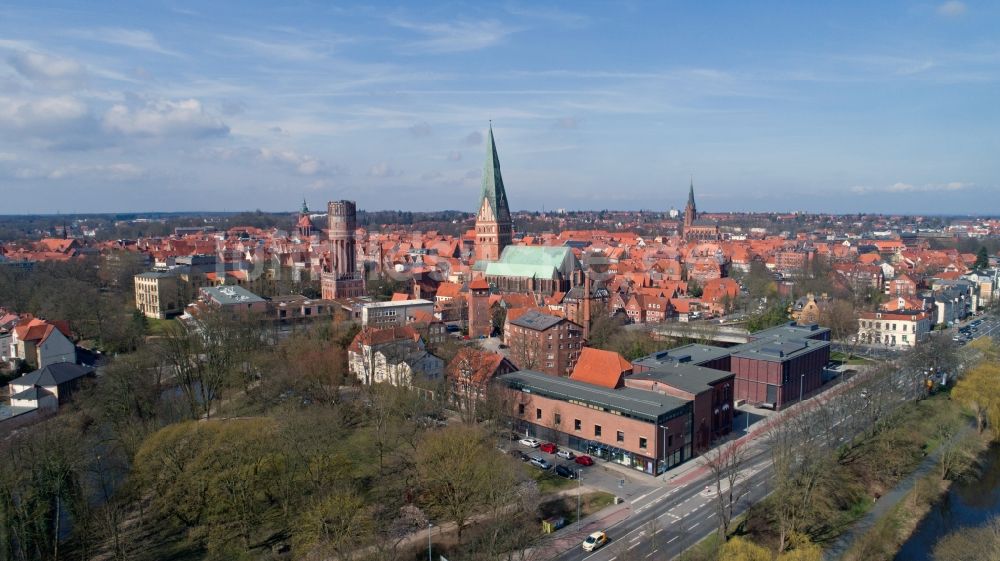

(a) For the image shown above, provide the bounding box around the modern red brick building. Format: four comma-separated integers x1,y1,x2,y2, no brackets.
632,322,831,410
626,364,735,452
500,370,693,475
730,337,829,409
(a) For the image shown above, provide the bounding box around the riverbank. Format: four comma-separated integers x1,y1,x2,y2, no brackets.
838,431,988,561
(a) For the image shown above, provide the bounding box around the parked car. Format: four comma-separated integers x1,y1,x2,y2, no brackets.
529,456,552,470
539,442,558,454
582,531,608,552
574,455,595,466
556,449,575,460
509,449,529,462
519,437,540,448
555,464,578,479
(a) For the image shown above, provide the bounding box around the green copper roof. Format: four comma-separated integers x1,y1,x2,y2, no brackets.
480,125,511,222
301,198,309,213
498,245,574,268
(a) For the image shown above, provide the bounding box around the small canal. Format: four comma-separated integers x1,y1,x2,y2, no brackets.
895,445,1000,561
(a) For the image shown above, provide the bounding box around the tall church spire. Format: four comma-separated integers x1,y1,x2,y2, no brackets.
687,176,696,208
480,124,511,223
474,124,514,263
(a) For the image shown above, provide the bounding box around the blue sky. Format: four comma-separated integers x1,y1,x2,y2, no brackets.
1,1,997,214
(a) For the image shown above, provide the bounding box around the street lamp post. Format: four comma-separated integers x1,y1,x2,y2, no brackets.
428,522,432,561
577,469,582,523
799,373,805,403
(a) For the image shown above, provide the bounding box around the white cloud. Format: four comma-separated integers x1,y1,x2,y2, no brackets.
368,162,401,178
207,146,342,177
937,1,967,17
409,121,432,137
0,95,90,132
851,181,971,194
7,50,86,89
220,35,333,61
390,18,517,53
554,116,578,129
53,163,146,180
72,28,179,56
5,162,146,181
256,147,327,176
504,5,590,29
103,98,229,138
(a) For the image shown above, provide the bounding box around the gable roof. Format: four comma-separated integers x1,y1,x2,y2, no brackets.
10,385,55,401
13,363,94,388
569,348,632,389
446,347,516,385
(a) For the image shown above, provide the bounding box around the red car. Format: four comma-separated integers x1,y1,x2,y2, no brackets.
539,442,558,454
574,455,595,466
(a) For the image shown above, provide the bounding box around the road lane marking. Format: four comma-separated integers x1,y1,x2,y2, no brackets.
628,541,640,550
689,522,700,530
668,537,678,544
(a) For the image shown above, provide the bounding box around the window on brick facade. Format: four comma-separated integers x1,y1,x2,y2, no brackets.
616,431,624,442
668,434,673,447
594,425,602,437
574,419,581,431
639,437,647,449
536,408,542,420
518,404,525,415
554,413,561,425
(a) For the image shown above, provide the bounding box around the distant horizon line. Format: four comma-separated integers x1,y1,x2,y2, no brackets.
1,209,999,219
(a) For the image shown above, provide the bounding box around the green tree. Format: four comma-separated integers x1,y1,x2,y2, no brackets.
687,278,703,297
952,360,1000,437
974,246,990,270
718,536,772,561
415,425,519,542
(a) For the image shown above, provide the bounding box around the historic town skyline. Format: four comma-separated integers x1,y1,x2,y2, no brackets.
1,1,998,215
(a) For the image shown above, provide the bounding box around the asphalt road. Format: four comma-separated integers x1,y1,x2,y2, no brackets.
551,313,999,561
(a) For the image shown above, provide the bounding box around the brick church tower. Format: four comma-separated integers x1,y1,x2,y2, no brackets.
474,124,513,263
467,277,491,338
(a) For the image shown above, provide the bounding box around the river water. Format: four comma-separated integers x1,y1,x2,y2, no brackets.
895,445,1000,561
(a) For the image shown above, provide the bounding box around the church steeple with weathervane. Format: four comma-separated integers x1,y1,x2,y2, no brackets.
474,123,514,263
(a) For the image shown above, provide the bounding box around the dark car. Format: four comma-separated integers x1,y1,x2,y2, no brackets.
574,455,595,466
555,464,578,479
509,449,530,462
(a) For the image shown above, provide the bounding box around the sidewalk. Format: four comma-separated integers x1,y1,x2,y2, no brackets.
822,424,976,561
541,501,633,556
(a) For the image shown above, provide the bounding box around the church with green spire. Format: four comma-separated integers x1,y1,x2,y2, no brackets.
474,124,514,262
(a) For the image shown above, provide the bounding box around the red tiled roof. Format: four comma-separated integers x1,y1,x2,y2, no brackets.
569,348,632,388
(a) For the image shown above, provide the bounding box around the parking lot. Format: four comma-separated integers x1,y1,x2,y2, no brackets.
501,437,660,501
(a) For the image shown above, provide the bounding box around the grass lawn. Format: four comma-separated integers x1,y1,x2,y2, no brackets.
528,466,578,494
830,351,872,365
540,491,616,525
146,317,178,336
